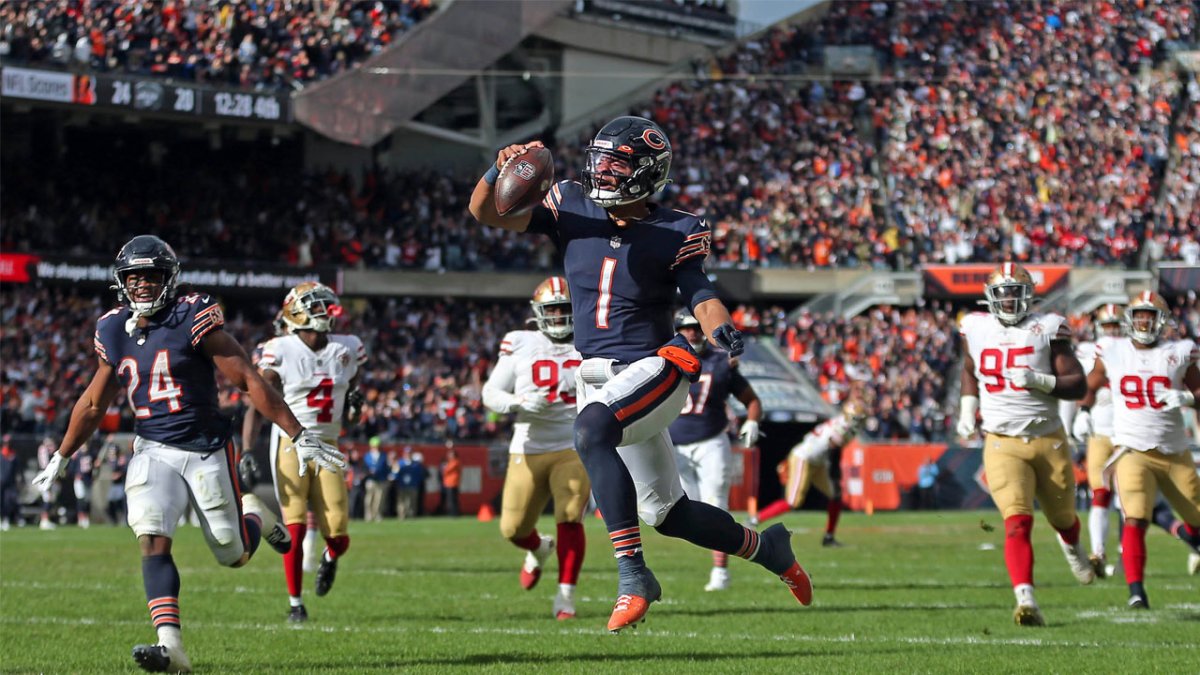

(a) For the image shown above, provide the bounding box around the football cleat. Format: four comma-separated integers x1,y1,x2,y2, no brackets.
132,643,192,673
1127,594,1149,610
242,494,291,555
1057,534,1095,585
704,566,730,592
520,535,555,591
315,553,338,597
553,592,576,621
821,533,843,548
1188,552,1200,576
780,561,814,606
607,568,661,633
288,604,308,624
1013,604,1045,627
1088,554,1108,579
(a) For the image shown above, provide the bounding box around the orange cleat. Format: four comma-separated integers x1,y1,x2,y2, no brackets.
780,561,813,606
606,569,661,633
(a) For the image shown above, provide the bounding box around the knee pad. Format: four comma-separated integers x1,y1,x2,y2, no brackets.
642,490,684,529
213,538,246,567
574,403,621,459
127,501,166,537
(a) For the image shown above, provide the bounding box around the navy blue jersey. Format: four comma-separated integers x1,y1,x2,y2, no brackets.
94,293,231,452
668,348,750,444
528,180,717,362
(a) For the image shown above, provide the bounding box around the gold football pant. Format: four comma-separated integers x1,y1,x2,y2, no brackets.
1113,448,1200,524
778,455,833,509
1086,434,1115,492
271,433,349,537
983,429,1076,529
499,448,590,541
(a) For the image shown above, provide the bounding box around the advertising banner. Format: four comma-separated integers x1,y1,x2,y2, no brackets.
922,264,1070,297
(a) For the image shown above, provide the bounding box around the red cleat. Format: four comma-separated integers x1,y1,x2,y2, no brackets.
780,561,813,606
519,535,554,590
607,593,653,632
520,565,542,591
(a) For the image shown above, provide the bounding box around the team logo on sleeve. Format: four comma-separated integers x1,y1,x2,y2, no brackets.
610,236,622,249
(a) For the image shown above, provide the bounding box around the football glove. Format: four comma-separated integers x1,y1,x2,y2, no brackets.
32,452,68,492
955,395,979,439
738,420,760,447
292,430,346,477
346,389,365,424
1159,389,1196,412
712,323,744,357
1071,410,1093,445
1004,368,1056,394
516,394,550,415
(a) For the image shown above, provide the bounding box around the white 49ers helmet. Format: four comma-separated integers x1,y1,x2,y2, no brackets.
983,262,1035,326
1124,291,1170,345
1094,303,1123,338
843,399,868,426
282,281,342,333
531,276,572,340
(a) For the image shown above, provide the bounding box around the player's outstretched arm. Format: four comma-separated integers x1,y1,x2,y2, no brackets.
1047,341,1087,400
692,298,743,356
34,359,121,490
1078,358,1108,410
468,141,543,232
203,331,304,439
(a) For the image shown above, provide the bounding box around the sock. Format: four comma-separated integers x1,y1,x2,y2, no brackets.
289,595,303,608
284,523,306,598
712,550,728,569
513,529,542,552
556,522,585,585
1151,501,1179,534
143,554,181,639
324,535,350,560
1177,523,1200,548
1004,515,1035,587
1088,505,1110,557
241,513,263,558
558,582,575,600
1121,521,1147,585
1013,583,1037,608
756,498,792,524
1092,487,1111,509
574,403,641,558
1054,516,1081,546
825,499,843,535
655,496,759,560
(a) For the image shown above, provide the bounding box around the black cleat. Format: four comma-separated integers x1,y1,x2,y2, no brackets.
315,554,338,597
821,533,843,548
288,604,308,623
131,645,170,672
264,521,292,555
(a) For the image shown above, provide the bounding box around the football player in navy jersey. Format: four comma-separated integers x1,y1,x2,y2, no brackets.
668,310,762,592
32,236,345,673
469,117,812,633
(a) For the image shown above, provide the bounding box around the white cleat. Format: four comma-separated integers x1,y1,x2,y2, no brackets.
1058,534,1095,585
39,519,56,531
704,566,730,592
1188,552,1200,577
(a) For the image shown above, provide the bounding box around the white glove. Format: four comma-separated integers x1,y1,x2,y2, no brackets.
956,395,979,439
1159,389,1196,412
738,420,760,447
32,452,68,492
1072,410,1093,444
1004,368,1056,394
292,430,346,476
516,394,550,415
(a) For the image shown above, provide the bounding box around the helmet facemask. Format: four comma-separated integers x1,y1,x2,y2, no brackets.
582,148,672,208
117,267,177,315
532,299,573,340
1124,307,1165,345
283,284,342,333
984,282,1032,326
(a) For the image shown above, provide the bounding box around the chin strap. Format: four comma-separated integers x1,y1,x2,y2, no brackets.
125,310,147,337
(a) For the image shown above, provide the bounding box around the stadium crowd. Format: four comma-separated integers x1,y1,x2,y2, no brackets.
0,0,434,90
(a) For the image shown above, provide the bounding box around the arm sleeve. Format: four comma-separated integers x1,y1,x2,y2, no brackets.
93,325,114,366
257,338,282,373
527,180,572,238
482,350,520,414
673,218,717,309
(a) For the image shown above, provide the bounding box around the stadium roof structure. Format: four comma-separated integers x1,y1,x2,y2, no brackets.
294,0,572,147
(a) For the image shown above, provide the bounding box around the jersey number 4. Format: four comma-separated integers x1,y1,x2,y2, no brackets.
118,351,182,419
978,346,1035,393
307,378,335,423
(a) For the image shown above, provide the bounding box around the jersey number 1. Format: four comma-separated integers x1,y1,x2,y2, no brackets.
596,258,617,329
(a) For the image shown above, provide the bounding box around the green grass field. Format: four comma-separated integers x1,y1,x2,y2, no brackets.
2,510,1198,673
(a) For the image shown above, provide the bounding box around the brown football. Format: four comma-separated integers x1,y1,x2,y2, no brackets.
494,146,555,216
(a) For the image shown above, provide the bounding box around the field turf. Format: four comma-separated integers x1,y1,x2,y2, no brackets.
2,510,1197,673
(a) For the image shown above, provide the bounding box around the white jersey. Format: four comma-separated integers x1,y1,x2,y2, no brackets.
791,414,854,466
961,311,1070,438
258,333,366,440
482,330,580,455
1076,338,1116,436
1101,337,1197,454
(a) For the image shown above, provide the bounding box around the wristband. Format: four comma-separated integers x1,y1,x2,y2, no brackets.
483,164,500,185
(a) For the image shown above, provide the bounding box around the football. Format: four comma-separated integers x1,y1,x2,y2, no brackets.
494,146,554,216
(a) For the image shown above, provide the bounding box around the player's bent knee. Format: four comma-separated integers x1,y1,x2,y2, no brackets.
574,403,621,458
640,490,683,528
